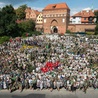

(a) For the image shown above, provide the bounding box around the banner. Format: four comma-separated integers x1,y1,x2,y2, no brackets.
41,61,60,73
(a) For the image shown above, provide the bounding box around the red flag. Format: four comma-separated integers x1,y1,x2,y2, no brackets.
41,61,60,73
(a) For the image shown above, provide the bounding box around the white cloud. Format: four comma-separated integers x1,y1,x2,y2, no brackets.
83,7,91,11
70,7,84,16
31,7,43,11
71,10,78,16
0,0,36,5
0,2,5,5
0,2,6,8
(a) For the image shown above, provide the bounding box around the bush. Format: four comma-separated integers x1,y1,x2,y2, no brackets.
0,36,10,44
86,32,95,35
66,30,71,33
95,24,98,35
31,31,42,36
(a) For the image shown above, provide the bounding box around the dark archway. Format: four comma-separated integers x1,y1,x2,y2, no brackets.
52,26,58,33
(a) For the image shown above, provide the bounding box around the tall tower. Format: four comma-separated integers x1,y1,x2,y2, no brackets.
42,3,70,34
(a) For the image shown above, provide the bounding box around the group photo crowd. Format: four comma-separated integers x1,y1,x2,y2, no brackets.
0,34,98,93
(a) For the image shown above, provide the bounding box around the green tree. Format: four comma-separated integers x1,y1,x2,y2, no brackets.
94,10,98,24
0,5,19,37
16,4,27,20
18,19,35,35
66,30,71,33
94,11,98,35
95,24,98,35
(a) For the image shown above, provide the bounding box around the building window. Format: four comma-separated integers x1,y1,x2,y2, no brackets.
52,5,56,9
62,19,64,22
44,19,46,23
73,17,76,19
84,18,86,20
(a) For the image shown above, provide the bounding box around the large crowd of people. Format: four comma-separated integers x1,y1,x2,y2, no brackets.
0,34,98,93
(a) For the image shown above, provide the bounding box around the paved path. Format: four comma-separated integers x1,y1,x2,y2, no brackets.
0,88,98,98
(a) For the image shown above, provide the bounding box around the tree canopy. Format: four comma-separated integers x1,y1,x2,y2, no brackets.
0,4,36,37
94,10,98,24
94,10,98,34
16,4,27,20
0,5,19,37
18,19,35,36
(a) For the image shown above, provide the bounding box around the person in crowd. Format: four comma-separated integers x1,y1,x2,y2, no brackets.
0,35,98,93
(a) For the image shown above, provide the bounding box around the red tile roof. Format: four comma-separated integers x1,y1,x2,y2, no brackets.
34,10,40,16
25,8,40,16
94,10,98,12
43,3,70,11
73,10,95,17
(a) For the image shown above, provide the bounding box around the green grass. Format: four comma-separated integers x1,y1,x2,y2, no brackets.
0,36,10,44
86,32,95,35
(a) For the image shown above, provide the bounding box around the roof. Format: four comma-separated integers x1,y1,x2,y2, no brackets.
94,10,98,13
72,10,95,17
43,3,70,11
34,10,40,16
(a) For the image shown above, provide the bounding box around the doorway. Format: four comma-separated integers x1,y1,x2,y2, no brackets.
52,26,58,33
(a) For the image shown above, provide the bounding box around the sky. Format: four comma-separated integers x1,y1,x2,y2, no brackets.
0,0,97,15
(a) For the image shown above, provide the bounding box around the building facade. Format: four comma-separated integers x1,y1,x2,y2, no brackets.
68,8,96,32
70,16,81,24
68,24,96,32
36,12,43,31
25,7,43,31
25,3,97,34
42,3,70,34
25,7,40,21
70,8,95,24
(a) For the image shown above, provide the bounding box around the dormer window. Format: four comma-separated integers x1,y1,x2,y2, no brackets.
73,17,76,19
52,5,56,8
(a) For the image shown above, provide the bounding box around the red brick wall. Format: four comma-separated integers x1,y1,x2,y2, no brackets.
68,24,96,32
42,9,70,34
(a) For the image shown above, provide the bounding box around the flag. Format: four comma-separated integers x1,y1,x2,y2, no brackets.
40,61,60,73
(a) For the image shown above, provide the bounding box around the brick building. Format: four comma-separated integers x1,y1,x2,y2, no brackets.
36,12,43,31
25,7,40,21
70,8,96,24
68,8,96,32
68,24,96,32
25,3,97,34
42,3,70,34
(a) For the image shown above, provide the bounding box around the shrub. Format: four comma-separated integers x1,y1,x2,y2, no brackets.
31,31,42,36
0,36,10,44
66,30,71,33
86,32,95,35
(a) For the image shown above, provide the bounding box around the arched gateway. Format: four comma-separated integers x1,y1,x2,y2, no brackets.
51,19,58,33
51,26,58,33
42,3,70,34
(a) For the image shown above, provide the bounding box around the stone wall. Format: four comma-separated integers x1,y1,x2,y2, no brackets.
68,24,96,32
42,9,70,34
